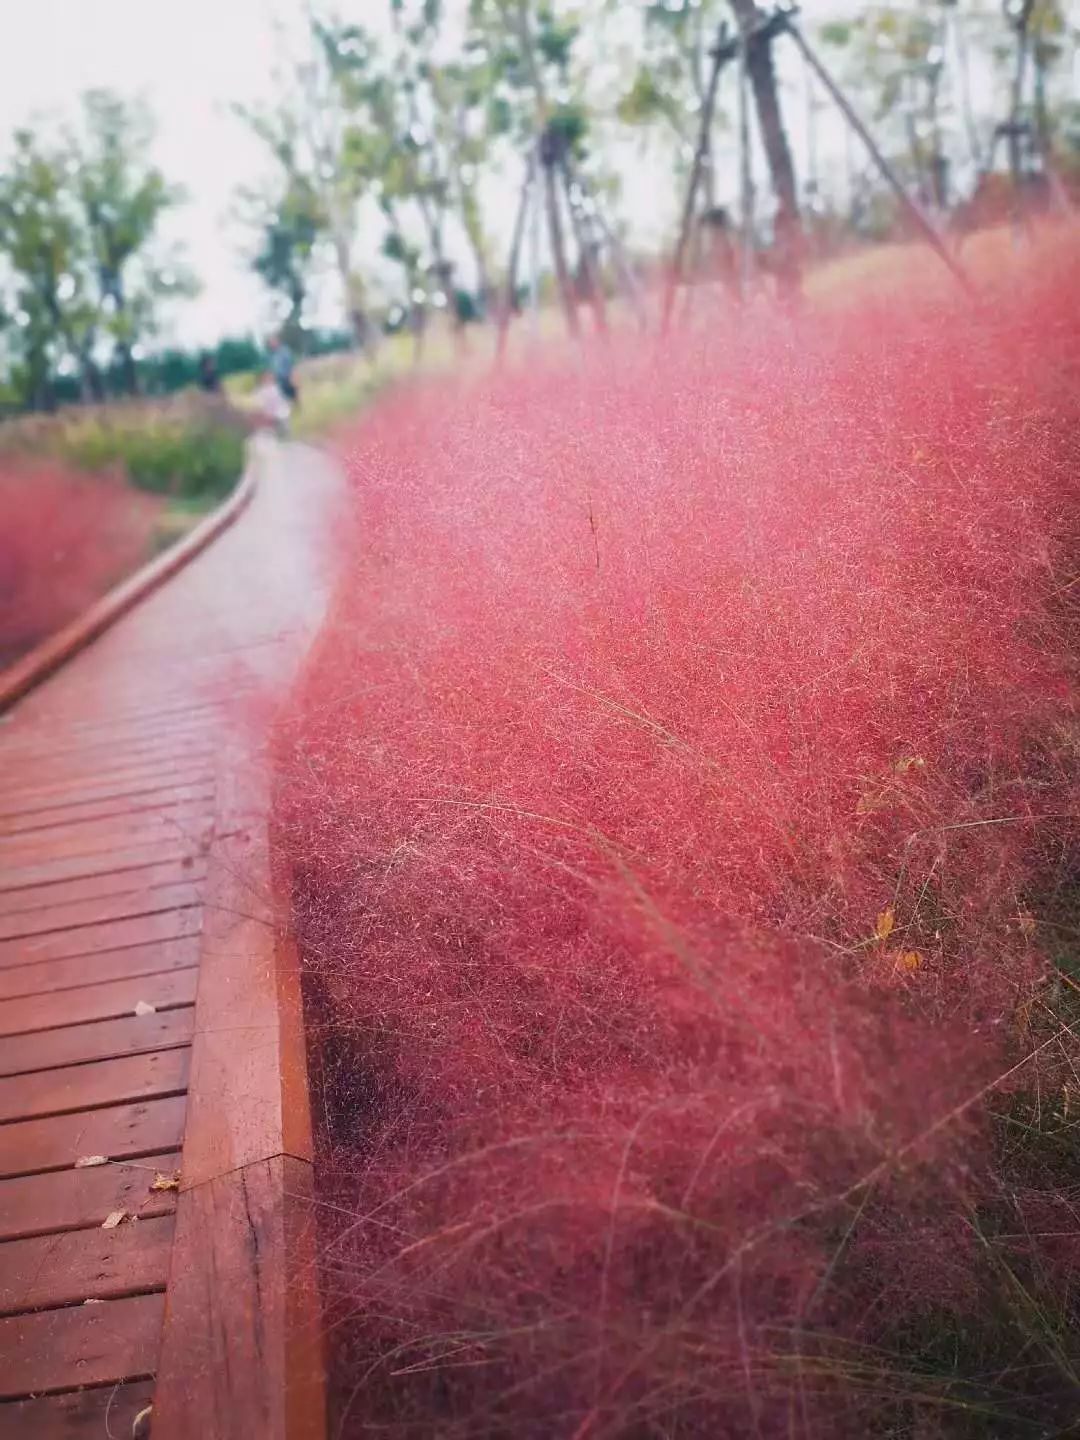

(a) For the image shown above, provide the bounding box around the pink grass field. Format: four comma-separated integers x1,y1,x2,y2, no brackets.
0,461,162,668
274,233,1080,1438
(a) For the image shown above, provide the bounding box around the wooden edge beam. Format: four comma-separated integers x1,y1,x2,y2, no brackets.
153,742,326,1439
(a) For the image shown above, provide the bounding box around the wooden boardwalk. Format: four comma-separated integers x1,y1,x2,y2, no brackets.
0,442,338,1437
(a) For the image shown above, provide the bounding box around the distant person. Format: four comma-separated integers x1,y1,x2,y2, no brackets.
252,369,291,439
197,353,220,393
268,333,298,405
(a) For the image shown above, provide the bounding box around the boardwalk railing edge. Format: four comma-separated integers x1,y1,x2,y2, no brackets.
0,444,263,716
152,745,327,1438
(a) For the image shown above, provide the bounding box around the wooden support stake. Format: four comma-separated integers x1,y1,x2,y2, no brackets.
560,159,608,335
496,151,536,362
662,23,737,332
784,18,974,294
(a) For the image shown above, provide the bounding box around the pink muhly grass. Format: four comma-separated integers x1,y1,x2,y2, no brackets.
0,460,162,666
275,235,1080,1437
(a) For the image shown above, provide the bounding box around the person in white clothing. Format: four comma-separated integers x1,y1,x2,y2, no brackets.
251,370,292,438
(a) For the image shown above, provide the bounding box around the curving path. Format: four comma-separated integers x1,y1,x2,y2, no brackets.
0,441,339,1437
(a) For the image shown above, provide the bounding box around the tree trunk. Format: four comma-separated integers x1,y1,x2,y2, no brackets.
543,151,579,337
514,0,579,337
729,0,801,297
331,228,370,351
1007,0,1036,192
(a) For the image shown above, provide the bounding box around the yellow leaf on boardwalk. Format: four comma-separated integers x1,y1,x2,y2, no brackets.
875,907,895,942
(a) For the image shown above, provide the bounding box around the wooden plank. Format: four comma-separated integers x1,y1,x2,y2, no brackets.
0,879,202,942
0,856,207,918
0,1379,156,1438
0,745,212,798
154,1157,325,1440
0,737,211,777
0,1152,181,1242
0,700,221,753
0,1291,164,1398
1,731,211,776
0,757,216,813
0,1213,174,1316
0,935,200,1003
0,840,202,895
0,968,198,1041
0,813,212,866
0,1047,190,1123
0,907,202,970
1,1007,194,1077
0,1095,187,1179
0,782,215,840
0,771,213,825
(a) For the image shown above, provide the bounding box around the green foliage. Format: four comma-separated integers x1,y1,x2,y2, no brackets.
249,178,322,346
819,20,853,47
0,129,97,409
615,0,726,150
1,398,248,505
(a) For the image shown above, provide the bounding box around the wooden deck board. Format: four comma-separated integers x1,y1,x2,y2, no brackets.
0,969,198,1040
0,858,208,919
0,908,203,969
0,935,200,1003
0,1213,174,1316
0,1154,181,1242
0,842,207,894
0,1096,188,1179
0,1380,156,1437
0,1049,190,1123
0,784,215,841
0,1292,164,1399
1,1010,194,1079
0,881,203,943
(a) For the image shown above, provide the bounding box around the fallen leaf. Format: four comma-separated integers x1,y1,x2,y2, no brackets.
875,907,896,942
75,1155,109,1169
150,1171,181,1193
1016,911,1037,937
102,1210,127,1230
895,755,926,773
133,1000,156,1017
898,951,923,972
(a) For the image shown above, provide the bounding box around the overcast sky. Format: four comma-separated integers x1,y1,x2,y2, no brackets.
0,0,1030,348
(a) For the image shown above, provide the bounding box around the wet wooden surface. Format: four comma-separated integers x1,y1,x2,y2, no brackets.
0,441,337,1433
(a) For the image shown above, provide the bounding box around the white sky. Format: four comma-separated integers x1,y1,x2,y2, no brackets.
0,0,1037,348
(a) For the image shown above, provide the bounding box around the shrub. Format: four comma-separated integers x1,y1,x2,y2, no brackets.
0,393,249,505
275,232,1080,1437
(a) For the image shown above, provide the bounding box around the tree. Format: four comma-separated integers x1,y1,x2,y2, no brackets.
466,0,590,332
820,8,949,211
237,20,380,349
246,177,322,349
73,91,191,394
0,129,97,409
617,0,730,208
